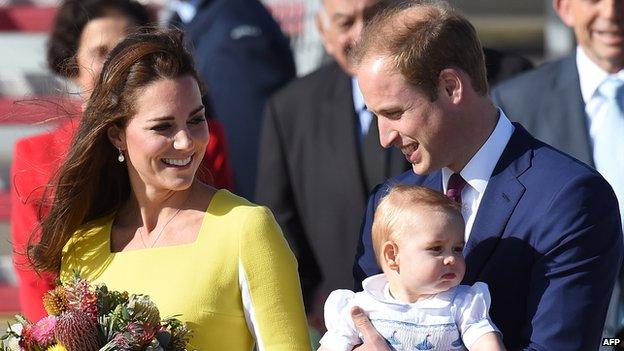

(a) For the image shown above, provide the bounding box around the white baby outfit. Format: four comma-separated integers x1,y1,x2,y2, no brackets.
320,274,500,351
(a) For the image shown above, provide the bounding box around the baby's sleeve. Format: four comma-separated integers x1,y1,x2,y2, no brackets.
319,289,361,351
454,282,501,349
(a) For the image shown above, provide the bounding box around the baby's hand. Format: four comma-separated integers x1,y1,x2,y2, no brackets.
351,306,391,351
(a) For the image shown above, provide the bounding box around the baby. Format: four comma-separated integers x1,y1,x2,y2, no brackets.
319,185,505,351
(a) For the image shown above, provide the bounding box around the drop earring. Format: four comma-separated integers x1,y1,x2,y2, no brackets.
117,148,125,163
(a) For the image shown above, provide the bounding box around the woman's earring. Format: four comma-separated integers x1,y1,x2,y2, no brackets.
117,149,125,163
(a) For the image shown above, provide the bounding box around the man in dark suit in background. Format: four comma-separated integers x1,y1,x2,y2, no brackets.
255,0,409,322
491,0,624,338
353,0,623,349
172,0,296,199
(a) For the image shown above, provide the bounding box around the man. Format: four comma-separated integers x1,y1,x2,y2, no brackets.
171,0,296,199
352,1,623,349
491,0,624,337
255,0,409,318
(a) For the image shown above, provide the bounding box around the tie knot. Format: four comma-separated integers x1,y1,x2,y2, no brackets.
446,173,467,203
598,77,624,101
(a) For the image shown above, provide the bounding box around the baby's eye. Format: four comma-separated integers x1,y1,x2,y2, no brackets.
428,246,442,252
453,246,464,253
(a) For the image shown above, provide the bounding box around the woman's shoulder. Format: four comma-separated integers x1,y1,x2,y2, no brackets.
60,213,115,283
208,189,274,221
63,213,114,254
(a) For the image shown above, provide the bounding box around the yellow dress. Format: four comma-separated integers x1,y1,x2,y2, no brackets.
60,189,311,351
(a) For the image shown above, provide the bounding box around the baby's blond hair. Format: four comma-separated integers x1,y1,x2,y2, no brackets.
371,185,463,265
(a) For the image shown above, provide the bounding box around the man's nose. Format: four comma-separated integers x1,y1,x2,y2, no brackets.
377,118,398,149
601,0,622,20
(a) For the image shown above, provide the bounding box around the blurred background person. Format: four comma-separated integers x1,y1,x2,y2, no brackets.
10,0,233,321
10,0,149,321
169,0,297,200
491,0,624,340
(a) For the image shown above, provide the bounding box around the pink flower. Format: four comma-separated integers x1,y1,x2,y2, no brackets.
31,316,57,347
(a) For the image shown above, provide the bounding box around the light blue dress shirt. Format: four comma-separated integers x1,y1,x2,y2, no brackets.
352,77,373,145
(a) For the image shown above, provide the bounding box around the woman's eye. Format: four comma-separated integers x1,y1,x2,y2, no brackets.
189,115,206,125
151,123,171,131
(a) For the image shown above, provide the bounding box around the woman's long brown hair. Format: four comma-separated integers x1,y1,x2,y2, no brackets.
29,28,202,272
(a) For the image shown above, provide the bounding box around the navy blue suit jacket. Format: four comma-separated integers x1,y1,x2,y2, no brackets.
354,125,623,350
183,0,296,199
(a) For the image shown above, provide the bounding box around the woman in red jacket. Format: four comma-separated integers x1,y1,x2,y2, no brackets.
11,0,233,321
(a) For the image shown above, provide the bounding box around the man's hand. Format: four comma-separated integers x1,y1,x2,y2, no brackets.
351,306,391,351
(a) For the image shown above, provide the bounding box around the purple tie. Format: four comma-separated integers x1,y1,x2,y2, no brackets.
446,173,467,203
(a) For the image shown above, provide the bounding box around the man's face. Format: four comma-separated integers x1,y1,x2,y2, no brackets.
357,57,464,174
316,0,380,75
555,0,624,72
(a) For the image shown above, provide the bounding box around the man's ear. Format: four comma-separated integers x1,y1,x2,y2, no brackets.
438,68,463,104
315,10,334,55
553,0,574,27
382,241,400,272
107,125,126,150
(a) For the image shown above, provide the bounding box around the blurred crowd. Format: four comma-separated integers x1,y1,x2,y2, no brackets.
1,0,623,349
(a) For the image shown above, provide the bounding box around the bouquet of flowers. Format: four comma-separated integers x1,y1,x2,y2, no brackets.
1,272,194,351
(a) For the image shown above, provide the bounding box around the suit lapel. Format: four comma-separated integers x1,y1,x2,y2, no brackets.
321,65,368,198
463,126,531,283
540,55,593,165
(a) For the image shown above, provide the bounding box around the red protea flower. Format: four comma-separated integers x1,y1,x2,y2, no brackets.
30,316,57,348
18,324,38,351
54,311,103,351
118,322,157,349
64,278,99,321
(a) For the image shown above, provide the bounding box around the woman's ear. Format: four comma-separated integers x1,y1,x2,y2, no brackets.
382,240,400,272
107,125,126,150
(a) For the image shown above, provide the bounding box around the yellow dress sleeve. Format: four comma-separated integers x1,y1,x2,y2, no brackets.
238,206,311,351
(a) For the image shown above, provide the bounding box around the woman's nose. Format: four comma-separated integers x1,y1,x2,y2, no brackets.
173,129,193,150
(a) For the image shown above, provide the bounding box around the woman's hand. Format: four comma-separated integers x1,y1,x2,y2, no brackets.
351,306,391,351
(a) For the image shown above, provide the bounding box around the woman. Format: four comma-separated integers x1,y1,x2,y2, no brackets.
29,28,310,350
11,0,233,321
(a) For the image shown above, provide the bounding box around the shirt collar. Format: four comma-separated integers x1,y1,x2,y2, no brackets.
442,109,515,195
352,77,366,113
362,274,455,308
576,46,624,103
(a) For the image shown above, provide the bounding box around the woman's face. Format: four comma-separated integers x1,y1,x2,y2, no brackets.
75,14,134,98
111,76,209,194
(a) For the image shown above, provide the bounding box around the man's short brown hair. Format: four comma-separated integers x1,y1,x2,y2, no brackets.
353,0,488,100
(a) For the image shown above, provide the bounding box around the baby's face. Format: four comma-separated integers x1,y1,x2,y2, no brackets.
394,209,466,297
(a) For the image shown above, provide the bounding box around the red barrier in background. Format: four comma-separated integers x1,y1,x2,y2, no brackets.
0,6,57,32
